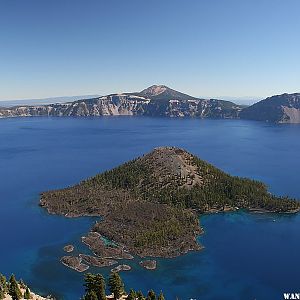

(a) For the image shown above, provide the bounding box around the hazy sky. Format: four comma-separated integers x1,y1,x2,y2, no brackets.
0,0,299,101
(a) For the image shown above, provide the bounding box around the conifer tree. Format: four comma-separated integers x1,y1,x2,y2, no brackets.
127,288,137,300
84,273,96,295
94,274,106,300
147,290,156,300
83,273,106,300
0,276,5,299
83,290,98,300
8,274,22,300
157,292,164,300
108,272,125,300
24,287,31,299
136,291,145,300
18,279,26,289
0,288,5,300
0,274,7,294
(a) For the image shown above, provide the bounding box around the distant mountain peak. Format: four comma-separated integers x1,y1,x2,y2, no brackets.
140,85,169,96
140,84,197,101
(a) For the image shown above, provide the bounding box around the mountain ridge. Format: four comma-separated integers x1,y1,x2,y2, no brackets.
0,85,300,123
0,85,243,119
240,93,300,123
139,84,198,101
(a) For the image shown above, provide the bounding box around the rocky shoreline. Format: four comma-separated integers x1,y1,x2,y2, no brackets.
82,232,134,260
60,232,136,272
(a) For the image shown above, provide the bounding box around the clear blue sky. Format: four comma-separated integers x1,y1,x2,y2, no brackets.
0,0,299,101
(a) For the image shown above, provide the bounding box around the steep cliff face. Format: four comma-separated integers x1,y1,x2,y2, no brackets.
0,95,150,117
240,93,300,123
2,86,300,123
0,85,242,119
143,98,240,118
58,95,150,116
0,103,71,117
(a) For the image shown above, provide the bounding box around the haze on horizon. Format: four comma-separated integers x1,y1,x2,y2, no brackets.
0,0,299,103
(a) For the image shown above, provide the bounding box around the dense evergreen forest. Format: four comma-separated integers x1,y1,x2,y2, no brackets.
93,149,299,212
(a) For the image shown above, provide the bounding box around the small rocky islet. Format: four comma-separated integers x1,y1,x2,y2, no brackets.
40,147,300,272
60,233,134,272
60,256,89,273
63,244,74,253
111,264,132,273
139,260,157,270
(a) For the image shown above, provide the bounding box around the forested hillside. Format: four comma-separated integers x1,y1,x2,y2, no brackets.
40,147,299,257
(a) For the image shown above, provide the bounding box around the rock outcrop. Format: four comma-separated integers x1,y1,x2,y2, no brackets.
60,256,89,272
139,260,157,270
63,244,74,253
240,93,300,123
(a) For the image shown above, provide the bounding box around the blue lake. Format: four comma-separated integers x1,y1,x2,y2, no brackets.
0,116,300,300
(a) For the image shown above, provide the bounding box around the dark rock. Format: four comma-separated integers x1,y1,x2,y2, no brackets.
63,244,74,253
139,260,157,270
111,264,131,272
60,256,89,272
81,232,133,260
79,254,117,267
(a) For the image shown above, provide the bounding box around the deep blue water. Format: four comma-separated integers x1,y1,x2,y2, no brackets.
0,117,300,300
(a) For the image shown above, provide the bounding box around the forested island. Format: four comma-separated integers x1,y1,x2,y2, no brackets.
40,147,300,269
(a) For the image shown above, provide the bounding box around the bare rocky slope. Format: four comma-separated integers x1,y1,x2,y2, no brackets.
240,93,300,123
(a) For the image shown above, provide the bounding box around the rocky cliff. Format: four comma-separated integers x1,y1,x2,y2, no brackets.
2,86,300,123
240,93,300,123
0,85,242,119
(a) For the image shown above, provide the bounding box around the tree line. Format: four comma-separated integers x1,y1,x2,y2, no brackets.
82,272,165,300
0,273,31,300
1,271,164,300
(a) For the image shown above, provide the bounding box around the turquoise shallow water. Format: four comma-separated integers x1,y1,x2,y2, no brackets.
0,117,300,300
